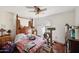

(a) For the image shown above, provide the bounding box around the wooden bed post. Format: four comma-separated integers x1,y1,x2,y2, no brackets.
16,14,18,34
16,14,21,34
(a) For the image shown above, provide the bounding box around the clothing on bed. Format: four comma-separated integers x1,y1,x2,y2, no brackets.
1,41,15,53
15,33,37,43
27,34,36,40
15,35,46,53
24,42,36,52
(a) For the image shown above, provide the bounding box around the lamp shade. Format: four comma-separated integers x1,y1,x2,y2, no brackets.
0,28,6,36
0,28,6,32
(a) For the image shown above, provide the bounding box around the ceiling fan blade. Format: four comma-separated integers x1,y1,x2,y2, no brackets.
29,10,36,12
26,6,34,8
26,6,40,8
35,12,45,15
40,8,47,11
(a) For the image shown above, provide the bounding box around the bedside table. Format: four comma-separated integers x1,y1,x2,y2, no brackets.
0,34,12,46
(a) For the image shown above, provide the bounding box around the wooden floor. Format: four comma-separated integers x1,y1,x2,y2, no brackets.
39,42,65,53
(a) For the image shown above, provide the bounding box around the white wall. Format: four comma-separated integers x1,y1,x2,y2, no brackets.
75,7,79,26
0,11,16,39
34,10,75,44
50,10,75,44
34,17,51,36
75,7,79,39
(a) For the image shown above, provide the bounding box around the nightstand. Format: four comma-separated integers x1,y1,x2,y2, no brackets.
0,34,12,46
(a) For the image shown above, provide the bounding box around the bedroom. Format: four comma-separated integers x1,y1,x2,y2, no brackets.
0,6,79,53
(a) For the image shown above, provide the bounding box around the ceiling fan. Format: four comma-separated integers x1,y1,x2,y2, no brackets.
26,6,47,15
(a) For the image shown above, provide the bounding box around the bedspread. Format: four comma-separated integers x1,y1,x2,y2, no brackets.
16,36,46,53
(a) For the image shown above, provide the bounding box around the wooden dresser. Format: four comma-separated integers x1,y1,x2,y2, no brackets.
68,39,79,53
0,34,12,46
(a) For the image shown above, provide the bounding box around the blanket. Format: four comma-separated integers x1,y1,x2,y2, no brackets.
24,42,36,52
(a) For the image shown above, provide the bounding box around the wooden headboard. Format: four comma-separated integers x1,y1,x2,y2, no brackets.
16,14,37,35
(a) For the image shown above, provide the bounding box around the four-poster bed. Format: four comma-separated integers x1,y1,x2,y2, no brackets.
15,14,46,53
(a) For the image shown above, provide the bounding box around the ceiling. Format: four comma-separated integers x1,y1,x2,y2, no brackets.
0,6,76,18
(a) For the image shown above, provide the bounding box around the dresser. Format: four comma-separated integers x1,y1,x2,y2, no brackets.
0,34,12,46
68,39,79,53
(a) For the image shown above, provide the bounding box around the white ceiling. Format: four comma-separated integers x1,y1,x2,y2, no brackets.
0,6,76,18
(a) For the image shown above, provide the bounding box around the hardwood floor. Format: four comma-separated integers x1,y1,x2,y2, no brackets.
53,43,65,53
40,42,65,53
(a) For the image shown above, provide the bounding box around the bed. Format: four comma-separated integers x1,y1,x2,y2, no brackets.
15,35,45,53
15,15,46,53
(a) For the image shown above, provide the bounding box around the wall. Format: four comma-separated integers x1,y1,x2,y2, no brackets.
50,10,75,44
34,17,51,36
34,10,75,44
75,7,79,26
75,7,79,39
0,11,16,39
